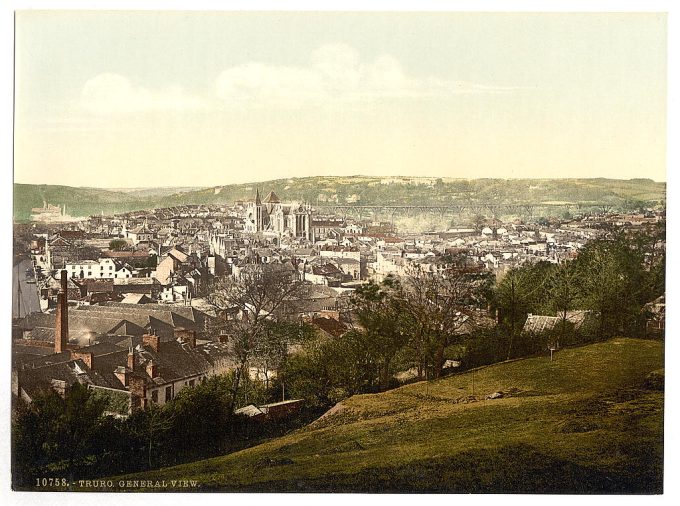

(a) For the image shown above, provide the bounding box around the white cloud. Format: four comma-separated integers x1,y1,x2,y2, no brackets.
215,43,525,108
80,73,205,114
215,63,324,108
80,46,527,114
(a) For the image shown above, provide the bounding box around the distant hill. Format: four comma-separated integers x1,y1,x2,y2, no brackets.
112,338,663,493
105,187,202,198
13,177,666,222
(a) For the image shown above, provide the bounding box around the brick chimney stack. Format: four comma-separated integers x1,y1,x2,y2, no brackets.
127,338,135,370
143,333,160,352
70,350,93,370
175,328,196,348
54,270,69,354
146,359,158,378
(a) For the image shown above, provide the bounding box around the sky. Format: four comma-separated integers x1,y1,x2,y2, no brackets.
13,11,667,188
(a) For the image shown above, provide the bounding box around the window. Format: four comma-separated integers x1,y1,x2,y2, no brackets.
165,386,172,401
189,379,195,387
151,390,158,403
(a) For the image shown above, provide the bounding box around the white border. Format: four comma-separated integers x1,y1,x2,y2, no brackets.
1,2,677,506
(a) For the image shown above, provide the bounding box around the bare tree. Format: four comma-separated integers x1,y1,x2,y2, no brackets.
396,264,491,379
206,264,306,410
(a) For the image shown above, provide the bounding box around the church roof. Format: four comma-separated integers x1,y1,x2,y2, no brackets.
263,191,281,204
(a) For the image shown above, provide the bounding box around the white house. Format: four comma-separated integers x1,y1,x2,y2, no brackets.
65,258,132,279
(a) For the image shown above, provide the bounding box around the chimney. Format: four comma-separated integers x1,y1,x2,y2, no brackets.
128,375,147,411
146,359,158,378
143,333,160,353
127,345,135,370
54,270,69,354
175,328,196,348
115,366,129,386
70,350,93,370
51,379,68,398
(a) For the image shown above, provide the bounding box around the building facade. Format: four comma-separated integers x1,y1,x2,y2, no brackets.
244,190,312,240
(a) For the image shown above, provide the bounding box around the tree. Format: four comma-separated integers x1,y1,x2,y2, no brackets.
573,230,662,339
471,214,486,233
12,383,107,486
108,239,128,251
127,404,174,469
206,264,307,411
395,265,492,379
70,240,101,261
546,261,580,346
494,262,552,359
350,277,409,390
160,375,233,461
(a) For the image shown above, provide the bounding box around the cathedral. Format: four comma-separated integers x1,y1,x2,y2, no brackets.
244,190,312,240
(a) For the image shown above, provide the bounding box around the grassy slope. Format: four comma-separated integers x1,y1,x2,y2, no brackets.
118,338,664,493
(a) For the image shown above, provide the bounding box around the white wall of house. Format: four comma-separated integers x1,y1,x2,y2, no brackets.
319,249,361,261
146,359,234,406
65,258,131,279
160,285,190,303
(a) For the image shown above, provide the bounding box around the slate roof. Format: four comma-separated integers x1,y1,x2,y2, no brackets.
311,316,348,338
167,248,189,264
82,280,115,293
522,311,596,334
522,315,559,334
234,404,265,418
16,358,112,400
15,303,211,344
262,191,281,204
120,293,151,304
16,337,234,398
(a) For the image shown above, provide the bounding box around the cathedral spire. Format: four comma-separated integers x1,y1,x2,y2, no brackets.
255,188,261,206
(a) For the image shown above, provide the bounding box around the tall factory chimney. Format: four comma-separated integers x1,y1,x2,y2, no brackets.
54,270,69,354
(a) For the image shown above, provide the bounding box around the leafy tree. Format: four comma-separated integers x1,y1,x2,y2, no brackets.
160,376,232,461
109,239,128,251
254,320,316,396
494,262,553,359
546,261,581,345
573,229,663,338
283,337,335,407
350,277,409,390
70,240,101,261
136,405,173,469
471,214,486,233
12,383,107,486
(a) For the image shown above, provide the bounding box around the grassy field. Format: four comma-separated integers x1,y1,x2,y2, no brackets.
112,338,663,493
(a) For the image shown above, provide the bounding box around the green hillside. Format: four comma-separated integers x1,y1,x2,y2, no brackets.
14,177,666,222
111,338,664,493
13,184,148,221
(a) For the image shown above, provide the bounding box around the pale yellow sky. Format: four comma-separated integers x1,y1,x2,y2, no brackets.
14,11,667,187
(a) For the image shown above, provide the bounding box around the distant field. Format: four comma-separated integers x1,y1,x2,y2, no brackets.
111,338,664,493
